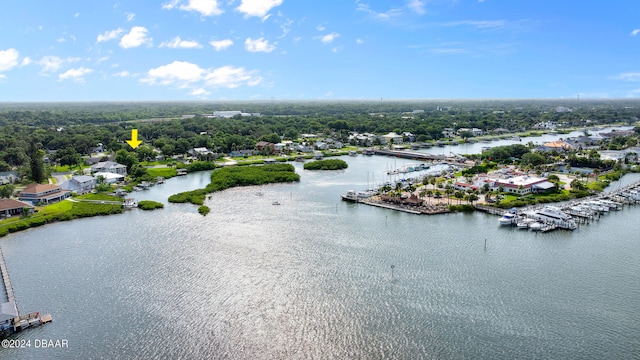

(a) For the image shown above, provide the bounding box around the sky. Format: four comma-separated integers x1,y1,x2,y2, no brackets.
1,0,639,101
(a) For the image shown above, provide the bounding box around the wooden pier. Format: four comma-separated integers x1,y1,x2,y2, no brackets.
0,247,16,308
0,246,52,337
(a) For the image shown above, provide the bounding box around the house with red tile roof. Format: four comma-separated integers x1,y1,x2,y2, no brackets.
17,183,70,206
0,198,34,218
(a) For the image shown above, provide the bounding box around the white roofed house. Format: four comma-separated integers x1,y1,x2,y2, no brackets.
490,175,555,195
381,132,403,144
94,172,125,184
90,161,127,175
60,175,97,194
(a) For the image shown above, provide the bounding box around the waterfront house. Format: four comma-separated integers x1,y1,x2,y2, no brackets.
60,175,97,194
18,183,70,206
94,172,125,184
90,161,127,175
229,149,255,158
0,198,34,218
256,141,276,154
382,132,403,144
189,147,214,158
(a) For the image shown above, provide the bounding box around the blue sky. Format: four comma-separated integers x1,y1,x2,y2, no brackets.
1,0,639,101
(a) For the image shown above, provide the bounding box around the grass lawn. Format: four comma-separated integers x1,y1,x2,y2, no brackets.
146,167,177,178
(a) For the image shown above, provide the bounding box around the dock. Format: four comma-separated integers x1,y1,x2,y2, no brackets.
0,247,51,337
0,247,17,309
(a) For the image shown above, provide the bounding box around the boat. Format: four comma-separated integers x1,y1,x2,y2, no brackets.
357,190,375,199
498,212,518,226
524,206,577,230
529,222,543,231
348,150,358,157
272,201,281,205
341,190,359,202
516,218,535,229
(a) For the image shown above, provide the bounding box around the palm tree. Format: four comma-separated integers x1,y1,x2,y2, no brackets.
445,186,454,204
419,189,427,199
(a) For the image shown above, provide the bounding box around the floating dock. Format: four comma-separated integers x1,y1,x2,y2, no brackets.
0,247,51,337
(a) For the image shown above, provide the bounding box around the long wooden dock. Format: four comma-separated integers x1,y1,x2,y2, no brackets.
0,246,52,337
0,247,16,309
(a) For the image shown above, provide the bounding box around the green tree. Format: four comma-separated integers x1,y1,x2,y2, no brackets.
28,141,46,183
0,184,15,198
115,149,139,173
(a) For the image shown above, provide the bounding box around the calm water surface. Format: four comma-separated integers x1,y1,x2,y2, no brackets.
1,155,639,359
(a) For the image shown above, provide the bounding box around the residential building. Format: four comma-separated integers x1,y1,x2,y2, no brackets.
60,175,96,194
0,171,20,185
255,141,276,153
18,183,70,205
381,132,403,144
94,172,125,184
90,161,127,175
0,198,34,218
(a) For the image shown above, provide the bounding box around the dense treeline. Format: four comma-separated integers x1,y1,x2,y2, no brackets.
168,164,300,205
0,100,638,182
303,159,348,170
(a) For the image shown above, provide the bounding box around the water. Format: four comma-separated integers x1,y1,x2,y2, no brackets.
1,156,639,359
419,126,632,156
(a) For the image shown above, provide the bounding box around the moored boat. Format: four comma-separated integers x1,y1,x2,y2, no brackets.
498,212,518,226
341,190,359,202
524,206,577,230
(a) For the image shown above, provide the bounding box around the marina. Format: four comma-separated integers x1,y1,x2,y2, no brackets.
0,158,639,358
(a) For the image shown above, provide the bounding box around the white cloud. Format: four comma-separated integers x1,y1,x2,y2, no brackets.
21,57,32,66
430,48,467,54
37,56,80,73
278,18,293,38
160,36,203,49
190,88,210,96
443,20,507,29
0,48,19,72
245,37,275,52
407,0,426,15
210,39,233,51
97,28,124,43
142,61,262,94
356,38,364,44
357,3,403,21
320,32,340,44
74,13,80,18
614,72,640,81
236,0,283,18
142,61,204,85
316,25,326,32
58,67,93,82
119,26,152,48
163,0,223,16
204,65,262,88
113,71,132,77
631,29,640,36
126,12,135,21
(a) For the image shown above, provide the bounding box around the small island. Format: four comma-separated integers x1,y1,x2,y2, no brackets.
303,159,348,170
168,164,300,206
137,200,164,210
